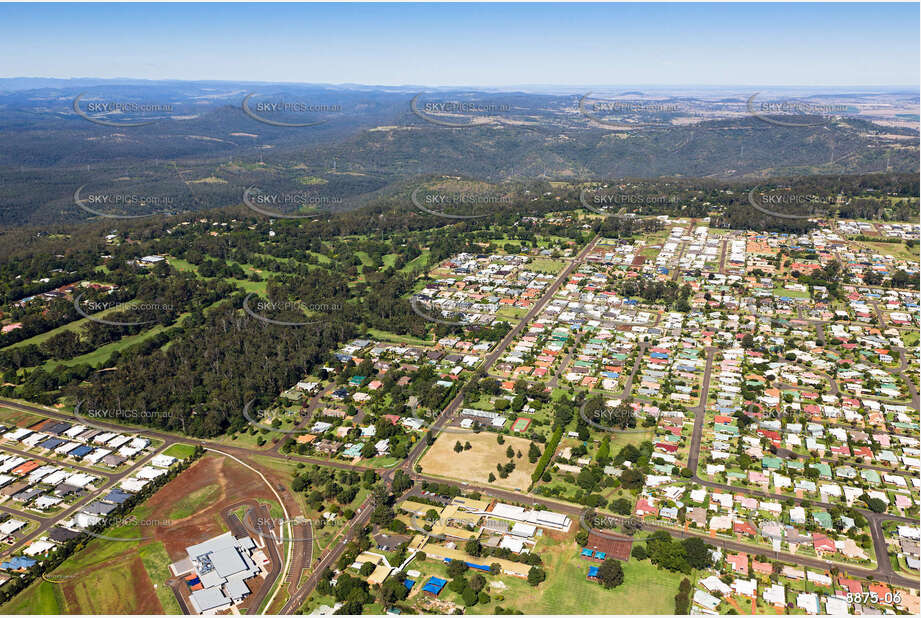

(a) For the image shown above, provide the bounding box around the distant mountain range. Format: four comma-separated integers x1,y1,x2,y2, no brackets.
0,80,916,226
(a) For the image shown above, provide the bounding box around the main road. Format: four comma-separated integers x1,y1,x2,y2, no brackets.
282,234,602,612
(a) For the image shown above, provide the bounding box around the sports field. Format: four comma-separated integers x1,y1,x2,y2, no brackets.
511,417,532,432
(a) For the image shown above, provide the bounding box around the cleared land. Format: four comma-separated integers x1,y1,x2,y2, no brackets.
420,430,538,491
0,405,44,427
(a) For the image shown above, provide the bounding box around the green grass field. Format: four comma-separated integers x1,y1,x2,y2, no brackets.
1,520,157,614
858,240,919,262
365,328,434,346
497,306,528,320
163,256,198,273
355,251,375,268
139,542,182,614
772,286,810,299
212,425,278,450
162,443,197,460
3,304,129,350
606,429,655,453
229,278,269,295
400,250,431,273
167,256,269,295
529,258,566,274
0,579,65,614
167,482,221,520
409,537,686,615
42,321,178,371
68,554,152,613
490,553,686,615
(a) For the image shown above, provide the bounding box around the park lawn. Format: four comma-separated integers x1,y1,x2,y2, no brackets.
465,539,686,615
382,253,399,268
214,425,279,450
162,443,197,460
214,402,304,449
903,331,919,348
359,455,402,468
528,258,566,274
605,429,655,453
0,579,66,614
167,482,221,520
551,387,574,402
497,306,528,320
298,591,337,615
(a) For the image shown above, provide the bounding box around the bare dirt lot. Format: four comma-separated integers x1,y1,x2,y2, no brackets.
150,454,276,561
419,430,538,490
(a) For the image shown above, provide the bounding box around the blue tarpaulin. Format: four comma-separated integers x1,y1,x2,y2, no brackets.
422,577,447,595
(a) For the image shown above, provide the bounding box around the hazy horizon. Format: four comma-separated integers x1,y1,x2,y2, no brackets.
1,3,918,87
1,77,917,94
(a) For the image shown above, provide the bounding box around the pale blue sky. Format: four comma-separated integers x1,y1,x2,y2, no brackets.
1,3,918,87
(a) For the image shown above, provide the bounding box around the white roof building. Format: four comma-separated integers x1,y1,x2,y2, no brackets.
732,578,757,597
699,575,732,596
0,519,26,536
182,532,260,614
693,589,721,611
763,583,785,606
499,535,527,554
